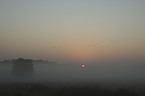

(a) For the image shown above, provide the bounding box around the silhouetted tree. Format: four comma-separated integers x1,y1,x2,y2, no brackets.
11,58,34,77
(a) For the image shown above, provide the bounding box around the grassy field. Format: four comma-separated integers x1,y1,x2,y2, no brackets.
0,83,145,96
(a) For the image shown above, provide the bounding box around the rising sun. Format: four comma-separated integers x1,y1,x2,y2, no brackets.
82,64,86,68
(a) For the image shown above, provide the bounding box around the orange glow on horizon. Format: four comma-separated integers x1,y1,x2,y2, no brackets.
67,48,100,62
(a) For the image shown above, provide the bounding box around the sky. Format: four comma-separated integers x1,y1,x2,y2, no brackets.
0,0,145,64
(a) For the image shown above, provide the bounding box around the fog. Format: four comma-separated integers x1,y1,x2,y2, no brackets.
0,60,145,85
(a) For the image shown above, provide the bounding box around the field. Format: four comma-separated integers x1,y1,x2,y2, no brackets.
0,83,145,96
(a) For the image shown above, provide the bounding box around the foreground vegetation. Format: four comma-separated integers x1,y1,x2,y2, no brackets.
0,83,145,96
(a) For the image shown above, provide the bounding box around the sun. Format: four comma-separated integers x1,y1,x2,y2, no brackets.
82,64,86,68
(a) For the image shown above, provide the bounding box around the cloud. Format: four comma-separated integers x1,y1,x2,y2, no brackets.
49,46,61,49
88,36,129,48
88,41,106,48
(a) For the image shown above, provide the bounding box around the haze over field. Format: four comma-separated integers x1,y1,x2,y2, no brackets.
0,59,145,84
0,0,145,84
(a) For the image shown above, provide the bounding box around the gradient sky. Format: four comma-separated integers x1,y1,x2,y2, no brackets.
0,0,145,63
